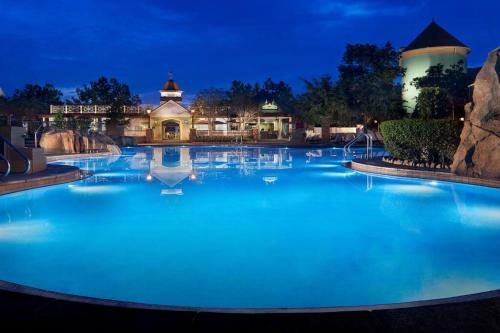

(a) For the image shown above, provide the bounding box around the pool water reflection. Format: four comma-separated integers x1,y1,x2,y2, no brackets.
0,146,499,309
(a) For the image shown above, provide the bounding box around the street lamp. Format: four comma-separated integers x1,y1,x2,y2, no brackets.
146,108,152,129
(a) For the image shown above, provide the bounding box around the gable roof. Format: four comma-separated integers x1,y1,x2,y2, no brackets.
150,100,190,118
404,21,468,52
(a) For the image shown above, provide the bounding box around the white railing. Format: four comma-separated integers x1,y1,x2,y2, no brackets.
196,130,252,137
50,105,147,114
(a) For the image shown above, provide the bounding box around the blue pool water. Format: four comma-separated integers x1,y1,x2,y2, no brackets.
1,146,500,309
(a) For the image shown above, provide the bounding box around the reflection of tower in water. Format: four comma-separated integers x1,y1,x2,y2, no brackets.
149,148,194,195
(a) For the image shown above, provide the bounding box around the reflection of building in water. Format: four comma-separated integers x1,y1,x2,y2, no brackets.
150,148,193,193
146,147,292,190
189,148,292,172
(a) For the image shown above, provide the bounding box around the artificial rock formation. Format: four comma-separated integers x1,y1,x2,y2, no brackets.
452,47,500,180
40,130,121,155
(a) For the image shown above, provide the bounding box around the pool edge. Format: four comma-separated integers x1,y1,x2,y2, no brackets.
350,159,500,189
1,279,500,314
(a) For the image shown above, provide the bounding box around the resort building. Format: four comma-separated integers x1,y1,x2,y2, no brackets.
47,77,294,142
401,21,470,112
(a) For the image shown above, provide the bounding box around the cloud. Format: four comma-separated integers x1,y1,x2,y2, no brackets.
315,1,416,18
57,87,78,99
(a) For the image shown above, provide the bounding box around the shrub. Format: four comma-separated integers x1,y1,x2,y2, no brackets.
380,119,461,167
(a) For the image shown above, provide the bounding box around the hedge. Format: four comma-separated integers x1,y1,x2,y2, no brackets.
380,119,462,167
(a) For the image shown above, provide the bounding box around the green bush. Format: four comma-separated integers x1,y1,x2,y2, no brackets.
380,119,461,167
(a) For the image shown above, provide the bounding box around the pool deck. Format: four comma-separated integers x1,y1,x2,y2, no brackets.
350,158,500,189
0,164,85,195
0,152,114,195
1,280,500,332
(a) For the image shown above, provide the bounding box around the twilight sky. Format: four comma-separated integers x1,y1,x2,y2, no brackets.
1,0,499,104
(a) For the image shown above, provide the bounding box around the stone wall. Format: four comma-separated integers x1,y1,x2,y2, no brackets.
452,47,500,180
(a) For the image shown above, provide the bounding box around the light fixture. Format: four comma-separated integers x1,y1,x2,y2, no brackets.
460,117,465,122
146,174,153,181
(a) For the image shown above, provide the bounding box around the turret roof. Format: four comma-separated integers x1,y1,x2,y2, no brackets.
404,21,468,52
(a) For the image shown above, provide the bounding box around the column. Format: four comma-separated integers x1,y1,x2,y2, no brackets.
278,118,282,140
257,115,261,140
288,117,293,141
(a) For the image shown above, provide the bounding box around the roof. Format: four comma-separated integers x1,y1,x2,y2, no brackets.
404,21,468,52
262,100,278,111
150,100,190,118
162,79,181,91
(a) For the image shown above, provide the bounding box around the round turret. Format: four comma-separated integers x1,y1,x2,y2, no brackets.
401,21,470,112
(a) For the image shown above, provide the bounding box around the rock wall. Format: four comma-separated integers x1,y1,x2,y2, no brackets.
452,48,500,180
40,130,121,155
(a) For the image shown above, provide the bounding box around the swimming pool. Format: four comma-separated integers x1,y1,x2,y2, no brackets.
1,146,499,309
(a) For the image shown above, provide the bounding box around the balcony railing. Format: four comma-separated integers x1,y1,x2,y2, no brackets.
195,130,252,137
50,105,147,115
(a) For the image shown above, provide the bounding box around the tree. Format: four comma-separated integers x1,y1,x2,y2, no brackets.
337,42,405,124
53,109,66,129
73,77,141,127
7,84,63,119
296,76,349,126
412,61,469,119
191,88,227,135
414,87,449,119
227,81,259,131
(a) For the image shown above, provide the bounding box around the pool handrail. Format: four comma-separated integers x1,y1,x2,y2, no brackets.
343,133,373,159
0,153,11,178
0,134,31,175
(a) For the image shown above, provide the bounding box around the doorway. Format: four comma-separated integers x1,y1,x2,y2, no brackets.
162,120,180,140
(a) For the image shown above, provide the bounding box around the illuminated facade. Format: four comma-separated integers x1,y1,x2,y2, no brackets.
48,76,294,142
401,21,470,112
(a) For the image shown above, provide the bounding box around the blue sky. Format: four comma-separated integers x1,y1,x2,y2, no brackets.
0,0,499,104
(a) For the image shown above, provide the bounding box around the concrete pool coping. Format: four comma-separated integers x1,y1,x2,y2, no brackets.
0,164,86,195
1,280,500,331
45,151,114,162
350,158,500,189
0,152,116,195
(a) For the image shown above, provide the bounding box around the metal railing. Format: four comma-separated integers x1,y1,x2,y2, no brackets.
195,130,251,137
50,105,146,115
33,123,45,148
0,153,11,178
232,135,244,145
343,133,373,159
0,134,31,175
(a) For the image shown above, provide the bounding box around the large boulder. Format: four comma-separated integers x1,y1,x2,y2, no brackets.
39,129,81,154
40,130,121,155
452,47,500,180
